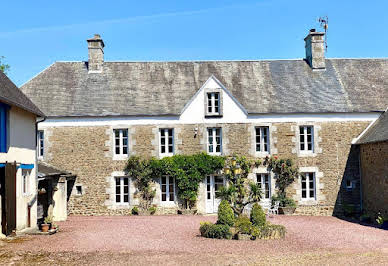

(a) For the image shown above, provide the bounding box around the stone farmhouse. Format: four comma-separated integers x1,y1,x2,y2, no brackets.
356,109,388,217
0,71,44,236
21,29,388,216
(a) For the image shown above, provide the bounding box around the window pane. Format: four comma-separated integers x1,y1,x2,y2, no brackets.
115,130,119,137
300,134,304,143
161,146,166,153
123,138,128,146
300,143,305,150
162,194,166,201
169,192,174,201
307,127,312,134
308,143,312,151
116,195,120,203
124,195,129,202
124,186,129,194
168,145,173,153
302,190,306,198
123,129,128,137
162,176,166,185
300,127,304,134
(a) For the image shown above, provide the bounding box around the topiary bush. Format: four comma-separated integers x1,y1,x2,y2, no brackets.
217,200,235,226
250,203,266,227
251,223,286,239
234,215,252,234
199,221,213,237
206,224,232,239
200,222,232,239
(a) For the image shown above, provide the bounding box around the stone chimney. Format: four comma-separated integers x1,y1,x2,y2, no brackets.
87,34,105,72
304,29,325,70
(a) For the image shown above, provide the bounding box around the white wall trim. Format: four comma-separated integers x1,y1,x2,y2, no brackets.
37,112,380,128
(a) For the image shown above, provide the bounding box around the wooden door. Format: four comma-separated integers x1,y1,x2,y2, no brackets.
4,163,16,235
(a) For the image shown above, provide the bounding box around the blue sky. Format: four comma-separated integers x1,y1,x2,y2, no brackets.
1,0,387,86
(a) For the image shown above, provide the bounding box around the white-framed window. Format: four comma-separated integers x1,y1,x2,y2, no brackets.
257,173,271,199
160,128,174,156
161,176,175,202
301,172,315,200
37,130,44,158
114,129,128,156
299,126,314,152
255,127,270,153
207,128,222,155
115,177,129,204
22,169,30,195
207,92,220,115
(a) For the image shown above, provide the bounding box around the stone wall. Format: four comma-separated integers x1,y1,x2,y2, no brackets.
360,141,388,217
41,121,370,216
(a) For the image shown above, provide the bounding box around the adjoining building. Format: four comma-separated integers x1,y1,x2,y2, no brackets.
0,71,44,236
355,109,388,217
21,29,388,216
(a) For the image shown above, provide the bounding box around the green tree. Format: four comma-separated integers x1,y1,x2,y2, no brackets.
0,56,10,74
216,156,262,216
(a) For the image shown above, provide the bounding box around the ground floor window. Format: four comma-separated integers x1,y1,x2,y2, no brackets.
257,173,270,199
161,176,175,202
115,177,129,204
22,169,30,195
301,172,315,200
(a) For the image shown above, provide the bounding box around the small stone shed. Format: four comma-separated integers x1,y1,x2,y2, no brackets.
356,109,388,217
37,162,75,223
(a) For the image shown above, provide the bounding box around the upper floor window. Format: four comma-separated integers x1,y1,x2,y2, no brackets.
160,128,174,156
299,126,314,152
207,128,222,155
161,176,175,202
207,92,220,115
0,103,9,153
301,172,315,200
255,127,270,153
115,177,129,204
114,129,128,156
38,131,44,158
257,173,270,199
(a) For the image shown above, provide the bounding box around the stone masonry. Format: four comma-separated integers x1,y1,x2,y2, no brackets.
41,121,370,216
359,141,388,217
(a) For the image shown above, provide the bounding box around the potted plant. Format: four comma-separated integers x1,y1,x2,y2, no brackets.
272,194,297,215
265,156,299,215
41,215,52,232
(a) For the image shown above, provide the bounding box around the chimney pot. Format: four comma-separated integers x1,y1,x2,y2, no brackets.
87,34,104,73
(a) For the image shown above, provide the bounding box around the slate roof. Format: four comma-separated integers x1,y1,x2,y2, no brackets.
20,59,388,117
38,162,72,178
356,109,388,144
0,71,44,116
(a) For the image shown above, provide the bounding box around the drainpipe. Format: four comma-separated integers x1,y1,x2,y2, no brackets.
358,145,363,213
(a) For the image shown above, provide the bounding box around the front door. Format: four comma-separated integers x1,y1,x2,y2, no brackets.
205,175,224,213
1,163,17,235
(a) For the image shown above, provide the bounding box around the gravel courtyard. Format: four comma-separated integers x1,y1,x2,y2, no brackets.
1,215,388,265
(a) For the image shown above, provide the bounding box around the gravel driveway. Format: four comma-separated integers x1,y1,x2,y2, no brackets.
1,215,388,265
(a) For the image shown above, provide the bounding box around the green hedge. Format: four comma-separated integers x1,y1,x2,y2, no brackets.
234,215,252,234
251,224,286,239
199,222,232,239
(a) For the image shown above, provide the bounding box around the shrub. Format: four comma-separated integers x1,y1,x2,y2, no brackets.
199,221,213,237
131,206,139,215
217,200,235,226
250,203,266,227
149,206,157,215
234,215,252,234
200,222,232,239
206,224,232,239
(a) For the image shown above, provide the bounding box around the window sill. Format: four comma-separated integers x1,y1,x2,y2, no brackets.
208,152,222,156
159,153,174,158
113,155,129,161
160,201,177,206
205,114,223,118
299,199,317,205
255,152,270,158
298,151,316,157
114,203,131,209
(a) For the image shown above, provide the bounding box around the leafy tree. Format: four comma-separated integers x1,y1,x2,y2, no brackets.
0,56,10,74
216,156,262,216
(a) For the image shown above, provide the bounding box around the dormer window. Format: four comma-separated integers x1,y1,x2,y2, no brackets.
205,90,222,117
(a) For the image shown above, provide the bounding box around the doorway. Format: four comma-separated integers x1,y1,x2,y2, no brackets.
0,163,16,235
205,175,225,213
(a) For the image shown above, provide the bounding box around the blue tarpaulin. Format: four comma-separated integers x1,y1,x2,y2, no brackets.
0,163,5,168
